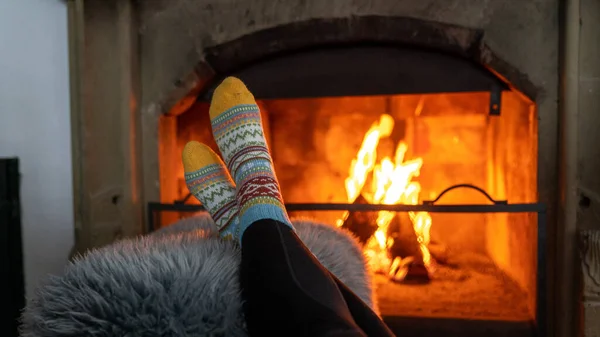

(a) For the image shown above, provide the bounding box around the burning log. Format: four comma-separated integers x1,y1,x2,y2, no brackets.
340,194,379,244
387,213,433,283
388,212,421,258
389,256,431,284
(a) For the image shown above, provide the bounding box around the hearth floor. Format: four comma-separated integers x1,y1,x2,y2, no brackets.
374,252,535,337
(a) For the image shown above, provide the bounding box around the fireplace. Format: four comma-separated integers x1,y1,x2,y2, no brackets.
142,18,546,337
69,1,577,337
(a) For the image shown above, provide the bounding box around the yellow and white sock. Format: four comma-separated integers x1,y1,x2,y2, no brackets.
182,141,239,240
209,77,293,242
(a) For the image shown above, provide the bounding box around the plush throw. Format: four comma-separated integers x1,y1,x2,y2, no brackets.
20,214,375,337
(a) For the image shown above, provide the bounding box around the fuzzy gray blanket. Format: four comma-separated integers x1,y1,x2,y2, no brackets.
20,214,375,337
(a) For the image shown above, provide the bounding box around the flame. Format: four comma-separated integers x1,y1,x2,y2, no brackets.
344,114,394,203
336,115,394,227
341,114,434,280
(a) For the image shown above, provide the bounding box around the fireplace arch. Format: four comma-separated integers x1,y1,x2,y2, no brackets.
163,16,535,117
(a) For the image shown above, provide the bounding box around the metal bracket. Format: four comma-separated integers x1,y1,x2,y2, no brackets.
489,83,502,116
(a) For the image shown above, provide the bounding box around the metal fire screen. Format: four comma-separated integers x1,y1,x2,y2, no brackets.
147,184,547,337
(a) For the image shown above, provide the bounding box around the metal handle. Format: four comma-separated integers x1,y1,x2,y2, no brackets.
422,184,507,205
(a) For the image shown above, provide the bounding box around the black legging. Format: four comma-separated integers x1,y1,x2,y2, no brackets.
240,219,396,337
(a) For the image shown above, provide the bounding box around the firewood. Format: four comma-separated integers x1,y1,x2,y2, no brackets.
387,213,433,283
402,262,431,284
388,212,422,260
388,255,431,284
340,194,379,244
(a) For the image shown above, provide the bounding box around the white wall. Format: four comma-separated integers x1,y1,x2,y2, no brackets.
0,0,73,296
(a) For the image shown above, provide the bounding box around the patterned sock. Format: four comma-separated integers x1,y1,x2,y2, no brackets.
182,141,240,241
209,77,293,242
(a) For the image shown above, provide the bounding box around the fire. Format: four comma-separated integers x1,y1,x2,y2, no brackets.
343,114,394,203
340,114,434,281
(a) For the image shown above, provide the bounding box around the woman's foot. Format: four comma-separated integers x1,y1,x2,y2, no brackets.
209,77,294,242
182,141,240,240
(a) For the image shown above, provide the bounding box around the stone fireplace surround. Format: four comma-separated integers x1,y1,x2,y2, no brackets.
66,1,600,337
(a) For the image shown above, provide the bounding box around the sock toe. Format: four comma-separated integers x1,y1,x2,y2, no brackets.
209,76,257,120
182,141,221,172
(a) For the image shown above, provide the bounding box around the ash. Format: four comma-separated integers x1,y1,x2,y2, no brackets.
374,251,532,321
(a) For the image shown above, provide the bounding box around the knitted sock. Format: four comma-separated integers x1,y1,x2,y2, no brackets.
209,77,293,242
182,141,240,241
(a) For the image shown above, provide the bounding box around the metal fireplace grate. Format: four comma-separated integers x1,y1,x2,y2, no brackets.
147,184,547,337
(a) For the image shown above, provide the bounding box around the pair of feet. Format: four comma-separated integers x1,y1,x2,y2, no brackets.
182,77,293,243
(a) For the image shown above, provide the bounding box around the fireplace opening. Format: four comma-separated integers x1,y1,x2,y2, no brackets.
153,38,540,336
161,89,538,330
